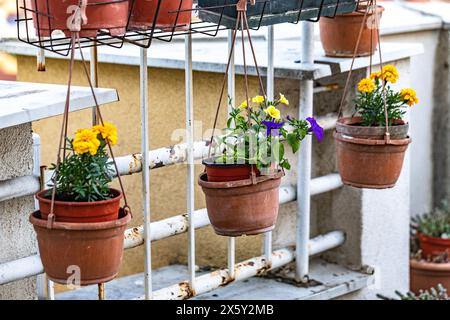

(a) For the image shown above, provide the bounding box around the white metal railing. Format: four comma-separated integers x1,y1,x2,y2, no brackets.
0,22,348,300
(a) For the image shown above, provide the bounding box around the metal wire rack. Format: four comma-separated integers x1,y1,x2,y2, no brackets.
16,0,367,56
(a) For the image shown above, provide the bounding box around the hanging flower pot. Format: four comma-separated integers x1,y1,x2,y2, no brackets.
129,0,193,31
410,259,450,294
202,158,260,182
30,208,130,285
319,5,384,57
199,171,283,236
35,188,123,223
335,64,418,189
418,232,450,260
30,0,130,37
198,0,358,29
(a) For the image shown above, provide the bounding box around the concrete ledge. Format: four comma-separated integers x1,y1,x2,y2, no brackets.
55,259,374,300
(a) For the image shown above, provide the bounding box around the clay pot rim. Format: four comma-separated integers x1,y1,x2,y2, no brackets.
198,170,284,189
35,188,123,207
202,157,253,168
333,131,412,146
418,232,450,245
29,209,131,230
410,258,450,271
337,116,408,128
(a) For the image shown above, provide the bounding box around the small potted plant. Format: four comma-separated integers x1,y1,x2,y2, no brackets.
198,94,323,237
30,0,130,37
334,64,417,188
377,284,449,300
319,4,384,57
129,0,193,31
410,205,450,294
30,122,130,285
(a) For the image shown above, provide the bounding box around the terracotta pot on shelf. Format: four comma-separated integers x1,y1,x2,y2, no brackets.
334,117,411,189
30,0,130,37
129,0,193,31
36,188,123,223
410,259,450,294
198,170,283,237
30,208,130,285
319,5,384,57
418,232,450,260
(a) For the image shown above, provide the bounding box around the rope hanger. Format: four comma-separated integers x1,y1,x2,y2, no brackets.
337,0,392,144
46,1,131,229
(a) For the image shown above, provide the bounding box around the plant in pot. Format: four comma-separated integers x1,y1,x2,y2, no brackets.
199,94,324,237
334,64,417,188
31,122,131,285
319,3,384,57
377,284,449,300
129,0,193,31
30,0,130,37
409,204,450,294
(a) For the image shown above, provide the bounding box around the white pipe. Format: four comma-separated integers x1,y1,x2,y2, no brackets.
296,21,315,283
310,174,343,195
185,34,196,289
227,29,236,280
265,24,275,266
0,174,344,286
138,231,345,300
37,48,45,72
140,47,152,300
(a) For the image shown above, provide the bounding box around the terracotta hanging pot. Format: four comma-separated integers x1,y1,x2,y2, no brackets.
198,170,283,236
30,208,130,285
410,259,450,294
31,0,129,37
334,117,411,189
319,5,385,57
418,232,450,260
36,188,123,223
129,0,193,31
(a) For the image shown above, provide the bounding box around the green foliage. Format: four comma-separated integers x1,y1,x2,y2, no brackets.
48,138,114,202
354,77,406,127
377,284,449,300
212,94,311,171
412,202,450,239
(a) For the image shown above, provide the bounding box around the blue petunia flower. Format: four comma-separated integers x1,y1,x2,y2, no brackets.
261,120,285,137
306,117,324,142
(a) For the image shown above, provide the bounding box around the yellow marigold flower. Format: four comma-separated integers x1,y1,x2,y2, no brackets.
239,100,248,109
381,64,399,84
73,128,100,156
370,71,381,80
357,78,375,93
400,88,419,107
93,122,118,145
252,95,265,104
264,105,281,120
279,93,289,106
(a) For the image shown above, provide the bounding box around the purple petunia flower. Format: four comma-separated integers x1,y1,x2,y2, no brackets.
307,117,324,142
261,120,285,137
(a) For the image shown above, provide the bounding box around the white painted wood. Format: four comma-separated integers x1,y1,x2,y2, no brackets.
0,81,118,130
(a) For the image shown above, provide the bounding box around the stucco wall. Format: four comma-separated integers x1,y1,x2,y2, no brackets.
16,56,267,283
0,123,36,299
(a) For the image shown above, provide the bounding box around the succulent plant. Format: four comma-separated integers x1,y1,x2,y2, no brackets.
377,284,449,300
411,202,450,239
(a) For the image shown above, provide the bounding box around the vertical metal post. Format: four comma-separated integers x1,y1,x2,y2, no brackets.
227,30,236,279
140,48,152,299
185,34,196,288
264,25,275,266
296,21,314,283
98,283,105,300
37,48,45,72
33,134,55,300
90,46,99,125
